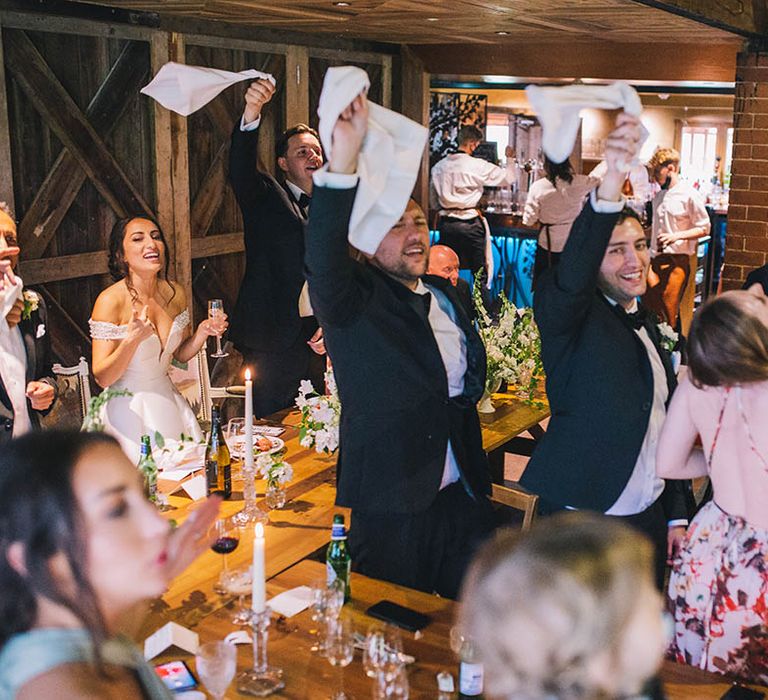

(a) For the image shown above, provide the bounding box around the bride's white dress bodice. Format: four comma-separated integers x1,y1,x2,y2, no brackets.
89,310,203,461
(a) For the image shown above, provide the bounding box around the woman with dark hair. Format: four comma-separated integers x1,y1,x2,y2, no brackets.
90,216,226,460
460,512,666,700
522,157,599,284
0,431,220,698
657,284,768,684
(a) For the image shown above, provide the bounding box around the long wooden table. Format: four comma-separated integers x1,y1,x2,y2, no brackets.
156,559,767,700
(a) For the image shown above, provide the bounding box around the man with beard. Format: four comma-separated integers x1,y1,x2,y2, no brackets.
305,93,493,598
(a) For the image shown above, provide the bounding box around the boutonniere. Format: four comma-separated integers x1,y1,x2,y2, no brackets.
657,321,679,353
21,290,39,321
35,323,45,339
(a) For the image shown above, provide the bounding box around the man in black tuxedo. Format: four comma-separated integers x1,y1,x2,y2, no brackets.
305,93,493,599
229,79,325,415
743,263,768,295
0,207,56,444
520,113,692,588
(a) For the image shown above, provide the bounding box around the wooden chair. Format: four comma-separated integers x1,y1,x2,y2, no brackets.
490,481,539,531
49,356,92,427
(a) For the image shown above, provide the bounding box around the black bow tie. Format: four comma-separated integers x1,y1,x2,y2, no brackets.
298,193,311,210
619,306,648,330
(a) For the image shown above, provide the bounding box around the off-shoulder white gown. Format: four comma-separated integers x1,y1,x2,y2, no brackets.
89,310,203,462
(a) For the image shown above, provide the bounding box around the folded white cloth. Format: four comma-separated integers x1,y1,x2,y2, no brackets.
316,66,428,255
141,62,275,116
526,82,644,165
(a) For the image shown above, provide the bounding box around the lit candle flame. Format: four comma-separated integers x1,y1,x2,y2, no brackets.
255,521,264,538
245,368,252,381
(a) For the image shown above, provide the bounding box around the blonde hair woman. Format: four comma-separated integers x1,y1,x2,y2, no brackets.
460,512,666,700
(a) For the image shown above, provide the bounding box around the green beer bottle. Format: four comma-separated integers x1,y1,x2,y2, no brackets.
326,513,351,602
205,406,232,499
137,434,158,503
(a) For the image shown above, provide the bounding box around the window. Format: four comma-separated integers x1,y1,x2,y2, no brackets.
679,126,718,186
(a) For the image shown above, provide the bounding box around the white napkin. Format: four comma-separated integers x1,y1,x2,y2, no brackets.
317,66,428,255
154,439,207,471
525,82,644,164
267,585,313,617
141,62,275,117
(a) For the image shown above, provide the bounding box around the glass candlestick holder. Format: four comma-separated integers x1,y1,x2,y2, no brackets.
236,607,285,696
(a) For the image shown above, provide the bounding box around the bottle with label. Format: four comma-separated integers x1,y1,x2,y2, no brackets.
137,434,158,503
326,513,351,602
456,633,484,698
205,405,231,498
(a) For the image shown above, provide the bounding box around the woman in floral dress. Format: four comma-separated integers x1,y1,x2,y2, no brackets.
657,283,768,684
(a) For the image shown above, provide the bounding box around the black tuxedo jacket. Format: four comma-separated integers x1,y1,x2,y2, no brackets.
520,202,691,519
0,292,57,443
744,263,768,295
228,124,317,352
305,185,490,515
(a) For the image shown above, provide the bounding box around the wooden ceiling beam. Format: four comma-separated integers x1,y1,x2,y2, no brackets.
413,41,742,84
629,0,767,39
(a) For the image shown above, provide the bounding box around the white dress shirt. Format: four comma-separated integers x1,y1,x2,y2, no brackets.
416,280,467,489
651,180,711,256
0,286,31,436
430,153,515,220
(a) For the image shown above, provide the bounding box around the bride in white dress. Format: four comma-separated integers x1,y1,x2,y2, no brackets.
90,216,227,462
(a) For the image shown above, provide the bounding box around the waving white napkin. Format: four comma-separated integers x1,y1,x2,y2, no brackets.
141,62,275,117
317,66,428,255
526,82,644,164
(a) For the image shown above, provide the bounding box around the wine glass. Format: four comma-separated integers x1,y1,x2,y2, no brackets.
309,578,331,654
210,517,240,595
208,299,229,358
363,623,406,699
195,640,237,700
325,615,355,700
223,565,253,626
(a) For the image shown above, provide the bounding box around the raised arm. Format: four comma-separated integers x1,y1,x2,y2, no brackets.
228,79,276,210
305,92,370,327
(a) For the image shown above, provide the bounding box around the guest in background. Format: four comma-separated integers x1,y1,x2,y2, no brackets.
306,93,493,598
523,156,598,284
0,431,220,698
0,204,56,443
229,78,326,416
430,125,515,306
427,244,475,320
644,147,710,334
519,114,693,589
90,216,222,461
657,284,768,685
460,512,666,700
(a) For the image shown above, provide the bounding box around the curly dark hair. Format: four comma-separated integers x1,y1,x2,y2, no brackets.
107,215,174,304
544,156,574,187
0,432,118,655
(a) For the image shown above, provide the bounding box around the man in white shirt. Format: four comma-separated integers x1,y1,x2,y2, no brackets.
519,116,693,589
430,125,515,305
0,206,56,443
644,147,711,334
228,79,326,415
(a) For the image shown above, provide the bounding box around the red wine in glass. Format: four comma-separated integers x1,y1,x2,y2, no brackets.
211,535,239,554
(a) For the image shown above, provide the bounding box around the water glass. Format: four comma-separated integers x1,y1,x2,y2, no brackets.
326,616,355,700
195,640,237,700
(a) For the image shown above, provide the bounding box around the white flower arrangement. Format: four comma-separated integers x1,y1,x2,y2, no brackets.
295,369,341,454
657,321,679,353
474,282,544,403
255,452,294,489
21,289,39,320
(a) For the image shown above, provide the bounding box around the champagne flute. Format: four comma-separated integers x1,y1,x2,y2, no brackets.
195,640,237,700
208,299,229,358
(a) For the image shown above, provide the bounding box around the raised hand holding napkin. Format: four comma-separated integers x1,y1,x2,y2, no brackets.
141,62,276,117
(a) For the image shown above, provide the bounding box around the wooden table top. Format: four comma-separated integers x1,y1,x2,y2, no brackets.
155,559,766,700
480,389,549,453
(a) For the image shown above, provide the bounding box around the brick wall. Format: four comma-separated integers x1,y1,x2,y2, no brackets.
722,49,768,291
